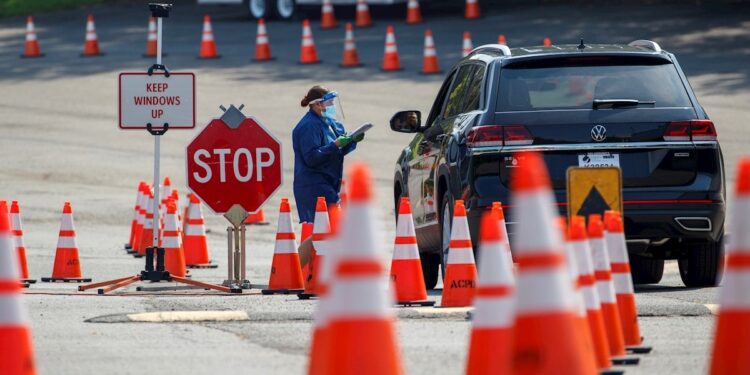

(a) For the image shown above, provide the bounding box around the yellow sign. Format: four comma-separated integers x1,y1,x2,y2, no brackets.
567,167,622,220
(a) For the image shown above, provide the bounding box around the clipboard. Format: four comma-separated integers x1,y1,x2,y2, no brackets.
348,123,373,138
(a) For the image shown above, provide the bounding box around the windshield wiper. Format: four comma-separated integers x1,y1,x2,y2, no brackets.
593,99,656,109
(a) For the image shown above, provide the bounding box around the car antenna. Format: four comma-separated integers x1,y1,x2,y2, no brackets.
577,38,586,50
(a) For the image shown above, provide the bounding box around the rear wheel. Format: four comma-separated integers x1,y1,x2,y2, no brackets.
272,0,296,20
420,252,440,290
439,190,454,280
630,255,664,284
679,235,723,287
247,0,296,20
247,0,270,19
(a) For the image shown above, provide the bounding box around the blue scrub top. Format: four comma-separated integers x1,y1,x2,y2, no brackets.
292,109,356,223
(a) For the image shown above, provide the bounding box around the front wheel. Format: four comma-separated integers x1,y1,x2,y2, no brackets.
246,0,270,19
272,0,296,20
679,235,723,287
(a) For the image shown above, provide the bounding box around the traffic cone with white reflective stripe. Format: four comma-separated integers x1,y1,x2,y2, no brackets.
605,211,646,350
312,163,404,374
22,16,42,58
301,197,331,298
163,201,187,278
355,0,373,28
570,216,613,371
144,17,157,57
461,31,473,57
589,214,638,365
406,0,422,24
10,202,33,284
300,19,320,64
440,200,477,307
320,0,337,29
341,23,362,68
136,189,155,257
82,15,101,57
390,197,431,306
183,194,217,268
198,15,219,59
245,209,270,225
263,198,305,294
465,0,480,19
709,157,750,375
491,202,512,261
510,152,598,374
42,202,91,282
421,29,440,75
0,203,37,375
381,25,402,72
132,184,148,255
466,212,515,375
253,18,273,61
126,181,145,252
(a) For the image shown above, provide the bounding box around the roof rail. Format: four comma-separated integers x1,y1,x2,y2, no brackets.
470,44,512,57
628,40,662,52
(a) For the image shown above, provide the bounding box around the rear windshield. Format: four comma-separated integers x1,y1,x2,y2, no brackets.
496,57,692,111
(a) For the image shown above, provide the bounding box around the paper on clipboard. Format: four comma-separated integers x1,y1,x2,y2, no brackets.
348,123,373,138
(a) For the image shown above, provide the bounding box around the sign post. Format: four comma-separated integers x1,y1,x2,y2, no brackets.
186,104,283,290
80,3,236,294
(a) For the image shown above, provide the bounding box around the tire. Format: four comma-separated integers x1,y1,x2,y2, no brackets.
678,236,723,287
246,0,271,20
630,255,664,284
420,252,440,290
272,0,296,20
438,190,454,280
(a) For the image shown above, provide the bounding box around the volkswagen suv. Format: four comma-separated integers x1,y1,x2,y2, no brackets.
390,40,725,289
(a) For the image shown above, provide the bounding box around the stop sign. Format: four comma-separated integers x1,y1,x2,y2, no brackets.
186,110,282,214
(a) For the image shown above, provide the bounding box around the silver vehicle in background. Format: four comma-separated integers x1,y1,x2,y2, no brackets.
197,0,413,21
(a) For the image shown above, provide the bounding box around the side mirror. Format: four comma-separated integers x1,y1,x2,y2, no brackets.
390,110,422,133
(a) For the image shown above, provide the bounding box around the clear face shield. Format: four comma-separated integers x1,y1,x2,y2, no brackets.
312,91,345,121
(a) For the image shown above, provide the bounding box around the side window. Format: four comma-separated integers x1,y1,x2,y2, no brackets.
443,65,476,118
425,71,456,128
463,64,486,112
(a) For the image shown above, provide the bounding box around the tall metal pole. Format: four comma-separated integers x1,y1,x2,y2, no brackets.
151,16,164,247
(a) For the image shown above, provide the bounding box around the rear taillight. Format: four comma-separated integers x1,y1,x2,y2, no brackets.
664,120,717,142
466,125,533,148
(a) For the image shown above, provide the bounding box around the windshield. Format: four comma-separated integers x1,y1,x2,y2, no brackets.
496,58,692,112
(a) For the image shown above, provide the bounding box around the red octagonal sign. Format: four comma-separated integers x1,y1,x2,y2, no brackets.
186,114,282,214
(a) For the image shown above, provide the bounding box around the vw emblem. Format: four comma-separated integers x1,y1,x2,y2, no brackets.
591,125,607,142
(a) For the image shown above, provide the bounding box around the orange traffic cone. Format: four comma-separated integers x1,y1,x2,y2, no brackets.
491,202,512,261
570,216,613,371
440,200,477,307
340,23,362,68
137,189,155,257
589,214,638,365
320,0,337,29
144,17,157,57
301,197,330,297
355,0,373,28
406,0,422,24
709,157,750,375
126,181,145,252
497,34,506,45
390,197,431,306
162,201,187,278
605,211,645,349
510,152,598,374
0,204,37,375
543,37,552,46
420,29,441,75
21,16,42,58
263,198,305,294
245,209,270,225
198,15,220,59
466,212,515,375
183,194,217,269
465,0,480,19
381,25,402,72
339,180,348,208
309,163,404,374
300,19,321,64
42,202,91,283
253,18,274,61
132,184,148,256
82,15,102,57
461,31,473,58
10,202,34,284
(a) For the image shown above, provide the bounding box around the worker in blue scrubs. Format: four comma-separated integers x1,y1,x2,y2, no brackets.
292,85,364,266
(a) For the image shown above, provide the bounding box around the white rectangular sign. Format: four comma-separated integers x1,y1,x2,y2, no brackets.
118,72,195,129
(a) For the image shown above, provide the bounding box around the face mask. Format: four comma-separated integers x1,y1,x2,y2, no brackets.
323,105,337,120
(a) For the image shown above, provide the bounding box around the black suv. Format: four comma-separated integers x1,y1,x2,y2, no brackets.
390,40,724,289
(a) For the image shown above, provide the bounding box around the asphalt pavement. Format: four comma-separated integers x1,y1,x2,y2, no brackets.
1,1,749,374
